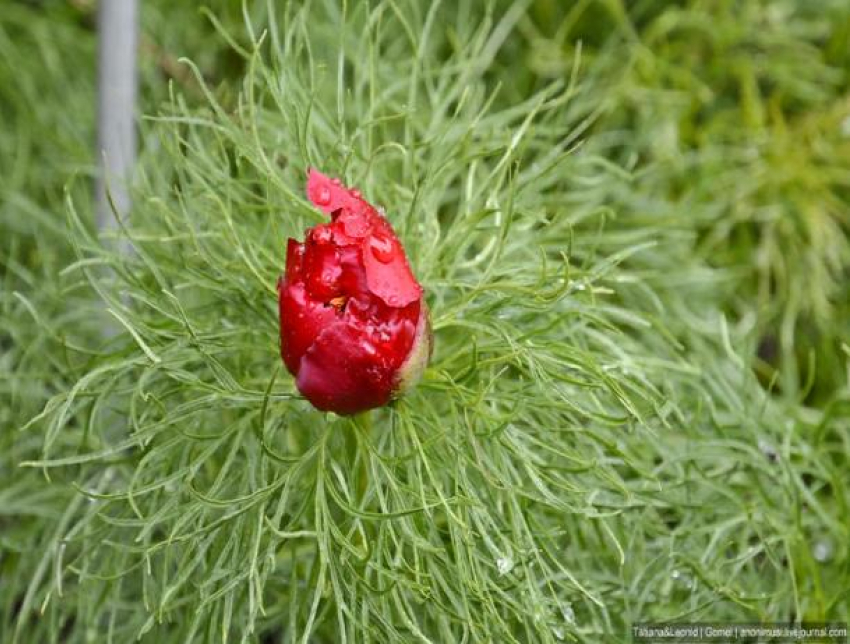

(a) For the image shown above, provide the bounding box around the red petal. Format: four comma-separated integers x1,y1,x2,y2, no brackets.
279,238,338,375
361,220,422,307
393,301,431,396
285,238,303,280
303,229,343,301
295,321,393,414
333,207,374,239
279,282,338,376
307,168,364,218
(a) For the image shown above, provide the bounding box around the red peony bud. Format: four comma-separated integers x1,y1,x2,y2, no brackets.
278,169,431,415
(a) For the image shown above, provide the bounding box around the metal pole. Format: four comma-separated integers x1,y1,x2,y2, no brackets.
96,0,138,234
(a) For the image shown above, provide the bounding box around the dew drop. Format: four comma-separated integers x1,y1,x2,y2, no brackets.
331,177,341,185
496,556,514,576
813,539,833,562
315,187,331,206
312,226,334,244
758,438,779,462
351,189,362,198
369,232,396,263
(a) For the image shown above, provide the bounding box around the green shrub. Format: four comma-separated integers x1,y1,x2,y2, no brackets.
2,2,848,642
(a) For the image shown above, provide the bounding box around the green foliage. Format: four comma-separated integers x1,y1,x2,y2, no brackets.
0,8,100,643
512,0,850,402
2,1,848,643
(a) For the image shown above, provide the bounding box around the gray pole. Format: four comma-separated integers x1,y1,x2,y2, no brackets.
96,0,138,234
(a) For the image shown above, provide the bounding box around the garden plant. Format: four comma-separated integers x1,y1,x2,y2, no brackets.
1,1,849,642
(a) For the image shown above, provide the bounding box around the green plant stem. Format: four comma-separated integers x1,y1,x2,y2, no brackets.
350,412,372,505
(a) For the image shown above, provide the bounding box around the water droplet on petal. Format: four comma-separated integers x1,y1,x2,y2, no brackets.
369,232,396,263
315,187,331,206
312,226,334,244
351,189,361,198
331,177,341,185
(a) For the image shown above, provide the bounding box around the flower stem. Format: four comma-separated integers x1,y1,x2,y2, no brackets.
351,412,372,504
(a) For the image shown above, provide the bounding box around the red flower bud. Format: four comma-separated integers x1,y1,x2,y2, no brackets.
278,169,431,414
